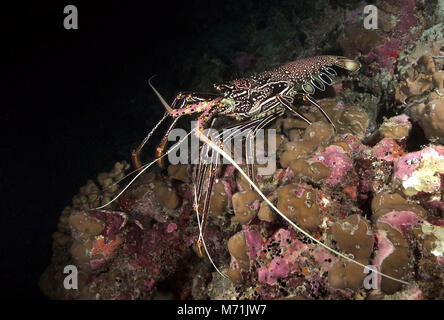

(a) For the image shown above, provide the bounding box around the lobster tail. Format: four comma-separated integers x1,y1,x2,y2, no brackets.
333,56,361,72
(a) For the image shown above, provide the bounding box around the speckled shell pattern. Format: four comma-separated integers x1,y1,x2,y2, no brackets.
226,56,344,117
265,55,338,85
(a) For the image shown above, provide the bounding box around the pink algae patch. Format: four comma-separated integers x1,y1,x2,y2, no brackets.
372,228,395,286
371,138,402,162
334,101,345,109
310,145,353,187
258,257,289,286
90,258,106,270
257,229,308,286
313,247,337,271
166,223,177,233
245,228,263,259
378,211,424,237
393,146,444,180
393,151,422,180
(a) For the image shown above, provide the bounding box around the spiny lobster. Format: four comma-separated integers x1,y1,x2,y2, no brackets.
102,55,409,286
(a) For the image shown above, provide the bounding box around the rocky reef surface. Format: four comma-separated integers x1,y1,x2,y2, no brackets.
40,0,444,299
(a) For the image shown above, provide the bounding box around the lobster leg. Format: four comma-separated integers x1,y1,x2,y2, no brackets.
132,111,169,170
196,158,218,258
217,120,261,185
154,116,182,168
216,112,283,186
245,111,285,185
276,94,312,125
303,94,337,132
132,115,182,170
171,91,219,110
133,79,224,171
192,105,224,258
195,162,208,205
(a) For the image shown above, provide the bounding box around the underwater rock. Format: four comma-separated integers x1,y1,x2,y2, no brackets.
69,210,124,272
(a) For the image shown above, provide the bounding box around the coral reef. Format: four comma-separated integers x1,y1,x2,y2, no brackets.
41,1,444,300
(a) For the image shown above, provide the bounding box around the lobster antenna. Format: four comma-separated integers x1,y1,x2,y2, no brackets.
94,128,196,210
194,184,229,279
197,132,410,286
87,113,172,209
94,79,188,210
148,76,174,114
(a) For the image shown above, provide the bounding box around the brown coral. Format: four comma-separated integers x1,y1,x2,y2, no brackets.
329,214,374,260
232,190,261,224
280,121,334,168
409,89,444,143
395,54,435,104
167,164,190,183
69,211,105,238
332,105,370,138
280,140,316,168
379,115,412,140
395,40,444,129
328,258,367,291
280,102,370,171
371,192,427,222
289,159,329,184
153,180,180,210
257,193,277,223
376,222,411,294
227,231,250,270
277,183,321,232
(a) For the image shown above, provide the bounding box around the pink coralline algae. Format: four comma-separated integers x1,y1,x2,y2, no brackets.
166,223,178,233
372,228,397,289
244,227,263,260
378,211,424,237
371,138,404,162
393,0,419,44
309,145,353,187
258,257,290,286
